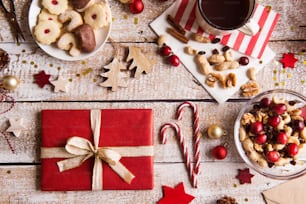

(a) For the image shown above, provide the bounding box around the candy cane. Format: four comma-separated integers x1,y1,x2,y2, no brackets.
177,101,201,175
160,122,198,188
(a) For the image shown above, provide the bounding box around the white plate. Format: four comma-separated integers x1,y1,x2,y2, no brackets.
28,0,112,61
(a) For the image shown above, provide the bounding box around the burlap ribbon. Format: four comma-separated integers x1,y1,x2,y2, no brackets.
41,110,154,190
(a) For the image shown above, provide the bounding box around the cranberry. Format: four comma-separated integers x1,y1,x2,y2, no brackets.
250,121,263,134
293,120,305,131
239,56,249,65
168,55,180,66
260,97,271,108
266,151,280,163
276,132,288,144
272,103,287,115
268,115,281,128
212,145,227,160
255,134,267,144
160,45,172,57
287,143,299,157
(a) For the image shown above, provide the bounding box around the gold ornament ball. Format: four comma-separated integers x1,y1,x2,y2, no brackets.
207,124,226,139
1,75,19,90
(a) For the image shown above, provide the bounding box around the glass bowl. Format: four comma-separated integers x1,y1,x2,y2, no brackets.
234,89,306,179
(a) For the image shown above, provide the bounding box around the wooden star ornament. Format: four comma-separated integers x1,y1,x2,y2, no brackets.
280,53,298,69
34,71,51,88
236,168,254,184
51,76,68,92
6,118,26,137
157,182,195,204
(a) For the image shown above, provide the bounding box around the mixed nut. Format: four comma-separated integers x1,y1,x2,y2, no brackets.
239,96,306,167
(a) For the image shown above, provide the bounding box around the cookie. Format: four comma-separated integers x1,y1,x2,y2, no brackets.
71,0,94,12
84,2,111,29
42,0,68,15
74,24,96,53
34,21,61,45
59,10,83,31
57,33,81,56
38,9,62,28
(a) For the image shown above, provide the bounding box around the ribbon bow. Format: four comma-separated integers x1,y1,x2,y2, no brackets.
56,110,135,190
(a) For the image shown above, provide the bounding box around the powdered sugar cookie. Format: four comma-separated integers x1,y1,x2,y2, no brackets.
57,33,81,56
42,0,68,15
34,21,61,45
84,2,111,29
38,9,62,28
59,10,83,31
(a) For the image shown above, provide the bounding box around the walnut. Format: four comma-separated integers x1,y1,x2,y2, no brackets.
241,113,256,125
224,73,236,88
216,196,238,204
240,81,259,97
205,72,224,87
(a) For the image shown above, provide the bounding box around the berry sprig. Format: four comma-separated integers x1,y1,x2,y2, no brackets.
160,44,181,67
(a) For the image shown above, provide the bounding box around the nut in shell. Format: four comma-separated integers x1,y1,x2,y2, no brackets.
240,81,259,97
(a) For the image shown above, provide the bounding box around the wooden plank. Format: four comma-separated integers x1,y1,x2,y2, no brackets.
0,41,304,101
0,163,284,203
0,0,305,43
0,101,245,163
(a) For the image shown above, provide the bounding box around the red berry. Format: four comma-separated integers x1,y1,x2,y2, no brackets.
260,97,271,108
272,103,287,115
255,134,267,144
287,143,299,157
250,122,263,134
160,45,172,56
129,0,144,14
266,151,280,163
268,115,281,128
276,132,288,144
239,56,249,65
293,120,305,131
212,145,227,160
168,55,180,66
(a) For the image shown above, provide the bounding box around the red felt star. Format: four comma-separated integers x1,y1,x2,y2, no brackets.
280,53,298,69
236,168,254,184
158,182,195,204
34,71,51,88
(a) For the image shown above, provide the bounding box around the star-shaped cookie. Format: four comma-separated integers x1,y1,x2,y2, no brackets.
51,76,68,92
280,53,298,69
34,71,51,88
236,168,254,184
6,118,26,137
158,182,195,204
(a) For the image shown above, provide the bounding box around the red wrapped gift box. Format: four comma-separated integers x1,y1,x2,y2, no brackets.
41,109,154,191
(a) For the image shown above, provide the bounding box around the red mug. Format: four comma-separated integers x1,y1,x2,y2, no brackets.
195,0,260,35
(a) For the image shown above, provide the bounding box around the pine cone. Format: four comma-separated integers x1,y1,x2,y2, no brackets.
0,49,10,70
216,196,238,204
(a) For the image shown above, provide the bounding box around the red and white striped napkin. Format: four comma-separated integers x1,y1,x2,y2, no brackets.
173,0,279,59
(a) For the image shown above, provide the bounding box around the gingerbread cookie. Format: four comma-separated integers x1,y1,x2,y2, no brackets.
42,0,68,15
34,21,61,45
84,2,111,29
59,10,83,31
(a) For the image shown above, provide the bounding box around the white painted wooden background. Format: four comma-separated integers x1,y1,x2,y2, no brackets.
0,0,305,203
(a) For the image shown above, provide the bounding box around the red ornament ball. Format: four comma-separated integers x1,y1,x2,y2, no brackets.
212,145,227,160
160,45,172,57
129,0,144,14
168,55,180,66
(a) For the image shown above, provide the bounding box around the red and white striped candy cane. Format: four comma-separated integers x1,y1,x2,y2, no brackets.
177,101,201,175
160,122,198,188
